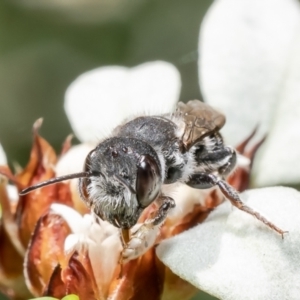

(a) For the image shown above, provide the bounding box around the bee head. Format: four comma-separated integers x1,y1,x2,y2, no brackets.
79,137,163,228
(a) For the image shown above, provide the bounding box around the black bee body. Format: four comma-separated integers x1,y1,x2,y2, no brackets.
20,100,285,255
78,101,236,229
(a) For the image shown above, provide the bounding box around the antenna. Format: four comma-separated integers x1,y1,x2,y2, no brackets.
19,171,102,195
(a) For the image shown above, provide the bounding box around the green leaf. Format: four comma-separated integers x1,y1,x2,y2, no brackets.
30,295,79,300
62,295,80,300
30,297,58,300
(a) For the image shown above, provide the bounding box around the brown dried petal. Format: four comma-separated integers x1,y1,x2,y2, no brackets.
130,251,164,300
47,228,117,299
15,120,73,247
228,168,250,192
16,119,57,187
46,246,112,300
109,248,164,300
74,248,100,299
229,129,266,192
45,264,65,298
0,166,23,190
24,212,71,296
60,135,74,156
0,225,31,300
0,175,25,256
234,126,259,154
0,169,29,298
51,252,98,300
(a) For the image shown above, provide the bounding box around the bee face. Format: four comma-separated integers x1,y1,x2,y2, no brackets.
79,137,163,228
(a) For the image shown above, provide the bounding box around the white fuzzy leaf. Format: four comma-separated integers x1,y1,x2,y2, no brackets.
199,0,300,146
65,61,181,143
157,187,300,300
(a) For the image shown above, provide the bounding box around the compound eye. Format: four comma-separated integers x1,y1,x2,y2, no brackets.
136,155,161,208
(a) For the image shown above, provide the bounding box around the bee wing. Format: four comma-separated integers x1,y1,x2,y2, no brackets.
65,62,181,143
176,100,226,150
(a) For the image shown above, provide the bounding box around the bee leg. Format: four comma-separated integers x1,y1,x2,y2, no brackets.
151,196,176,225
217,147,237,176
122,196,175,263
186,173,287,238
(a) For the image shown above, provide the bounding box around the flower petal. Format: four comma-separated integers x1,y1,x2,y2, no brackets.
46,252,98,300
0,170,25,256
55,143,95,214
44,265,65,298
16,120,73,247
6,184,19,202
16,119,56,187
199,0,300,145
24,211,72,296
71,216,122,298
53,210,122,298
109,249,164,300
50,203,83,234
0,143,7,166
65,61,181,142
0,225,31,299
157,187,300,300
55,143,95,177
252,29,300,186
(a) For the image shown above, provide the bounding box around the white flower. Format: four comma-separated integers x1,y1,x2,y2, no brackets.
0,143,18,202
199,0,300,187
158,0,300,299
157,187,300,300
0,143,7,166
50,203,122,297
64,61,181,143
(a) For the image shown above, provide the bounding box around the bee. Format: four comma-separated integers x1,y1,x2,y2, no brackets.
20,100,285,262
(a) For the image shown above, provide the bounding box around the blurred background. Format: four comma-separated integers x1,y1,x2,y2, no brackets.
0,0,212,166
0,0,217,299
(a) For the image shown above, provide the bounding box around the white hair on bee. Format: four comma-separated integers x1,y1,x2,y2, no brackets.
152,146,166,182
87,175,139,223
179,147,197,182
